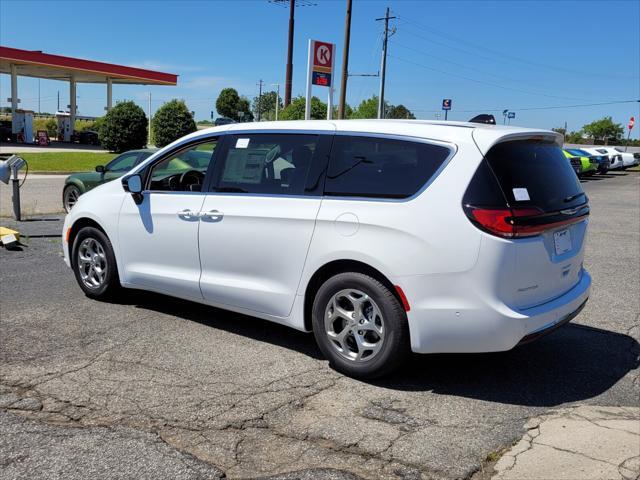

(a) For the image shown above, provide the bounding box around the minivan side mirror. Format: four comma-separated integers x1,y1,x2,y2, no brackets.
95,165,105,173
122,174,144,204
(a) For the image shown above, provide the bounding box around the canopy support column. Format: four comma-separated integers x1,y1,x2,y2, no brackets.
68,75,76,142
106,77,112,111
10,63,19,134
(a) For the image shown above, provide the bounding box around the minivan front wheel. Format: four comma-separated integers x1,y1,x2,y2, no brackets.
72,226,121,299
312,272,410,379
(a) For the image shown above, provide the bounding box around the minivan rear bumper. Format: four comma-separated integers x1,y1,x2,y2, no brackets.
399,269,591,354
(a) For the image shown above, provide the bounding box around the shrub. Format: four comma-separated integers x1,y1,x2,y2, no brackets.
98,101,148,153
279,96,327,120
151,99,197,147
33,117,57,137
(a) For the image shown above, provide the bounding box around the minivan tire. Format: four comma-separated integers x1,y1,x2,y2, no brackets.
312,272,410,379
71,226,121,299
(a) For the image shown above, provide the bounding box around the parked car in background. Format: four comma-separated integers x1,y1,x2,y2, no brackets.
613,147,639,168
563,149,596,176
214,117,236,126
582,147,624,170
0,120,12,142
63,148,157,212
62,121,591,378
71,130,100,145
565,148,609,174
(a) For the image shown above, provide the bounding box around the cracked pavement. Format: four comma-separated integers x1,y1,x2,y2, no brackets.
1,172,639,479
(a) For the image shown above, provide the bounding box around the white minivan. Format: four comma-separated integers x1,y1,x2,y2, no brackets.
63,120,591,378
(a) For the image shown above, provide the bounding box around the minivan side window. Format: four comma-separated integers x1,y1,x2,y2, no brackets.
147,140,217,192
325,136,450,199
211,134,319,195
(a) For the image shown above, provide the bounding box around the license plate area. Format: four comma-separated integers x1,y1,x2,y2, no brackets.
554,228,572,255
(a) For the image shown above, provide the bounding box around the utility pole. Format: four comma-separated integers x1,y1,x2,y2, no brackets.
257,79,264,121
338,0,352,119
57,90,60,111
38,79,41,114
284,0,295,108
271,83,280,120
376,7,395,119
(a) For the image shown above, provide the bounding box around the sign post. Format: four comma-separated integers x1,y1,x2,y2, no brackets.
507,111,516,125
306,39,335,120
442,98,452,121
625,116,635,151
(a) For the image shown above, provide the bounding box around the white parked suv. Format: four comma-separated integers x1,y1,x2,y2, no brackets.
63,120,591,378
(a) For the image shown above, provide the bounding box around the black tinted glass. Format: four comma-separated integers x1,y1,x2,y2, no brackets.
214,134,318,195
325,136,450,198
485,140,584,212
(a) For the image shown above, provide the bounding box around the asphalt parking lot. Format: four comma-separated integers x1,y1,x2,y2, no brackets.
1,171,638,479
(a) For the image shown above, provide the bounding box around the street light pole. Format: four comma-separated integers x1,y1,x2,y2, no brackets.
272,83,280,120
338,0,352,119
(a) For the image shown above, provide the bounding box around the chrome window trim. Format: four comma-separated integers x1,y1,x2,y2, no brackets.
130,128,458,202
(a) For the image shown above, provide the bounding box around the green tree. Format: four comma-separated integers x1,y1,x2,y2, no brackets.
279,96,327,120
349,96,381,119
387,104,416,119
565,131,584,144
216,88,239,119
552,127,566,136
237,97,254,122
581,116,624,145
215,88,253,122
98,101,147,153
151,99,197,148
253,91,282,121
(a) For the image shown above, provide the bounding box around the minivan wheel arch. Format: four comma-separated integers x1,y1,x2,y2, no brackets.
68,218,109,255
303,260,402,332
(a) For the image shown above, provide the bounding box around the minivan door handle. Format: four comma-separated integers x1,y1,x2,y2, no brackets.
177,209,199,220
200,209,224,222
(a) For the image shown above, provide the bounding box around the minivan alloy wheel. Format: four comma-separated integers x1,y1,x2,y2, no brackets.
324,288,385,362
77,237,108,289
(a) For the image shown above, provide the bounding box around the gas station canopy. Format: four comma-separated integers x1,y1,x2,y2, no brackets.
0,46,177,85
1,46,177,142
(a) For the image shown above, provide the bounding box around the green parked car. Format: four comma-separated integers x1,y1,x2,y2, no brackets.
63,149,157,212
563,149,597,177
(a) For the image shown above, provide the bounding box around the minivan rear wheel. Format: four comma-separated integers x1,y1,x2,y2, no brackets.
312,272,410,379
71,226,121,299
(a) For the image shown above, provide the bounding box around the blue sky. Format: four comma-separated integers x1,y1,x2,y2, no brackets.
1,0,638,137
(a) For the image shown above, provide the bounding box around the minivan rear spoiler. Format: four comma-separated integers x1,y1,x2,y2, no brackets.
469,114,496,125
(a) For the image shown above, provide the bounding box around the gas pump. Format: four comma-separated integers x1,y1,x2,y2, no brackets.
12,110,34,143
56,112,72,142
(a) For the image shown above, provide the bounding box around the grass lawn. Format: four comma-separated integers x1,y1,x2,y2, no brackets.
20,152,117,173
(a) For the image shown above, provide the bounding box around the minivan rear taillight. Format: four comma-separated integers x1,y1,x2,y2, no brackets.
464,205,589,238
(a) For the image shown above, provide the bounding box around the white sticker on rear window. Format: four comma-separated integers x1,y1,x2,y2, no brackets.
235,138,250,149
512,187,530,201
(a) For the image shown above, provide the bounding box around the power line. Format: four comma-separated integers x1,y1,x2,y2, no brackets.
408,99,639,114
388,54,609,101
388,39,596,100
397,16,640,81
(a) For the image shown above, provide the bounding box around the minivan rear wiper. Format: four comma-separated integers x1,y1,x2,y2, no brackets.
564,192,585,203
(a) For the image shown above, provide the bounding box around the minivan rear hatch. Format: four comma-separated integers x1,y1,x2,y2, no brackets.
464,135,589,309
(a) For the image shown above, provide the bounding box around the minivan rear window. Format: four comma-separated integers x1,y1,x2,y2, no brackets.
324,136,450,199
485,140,585,212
